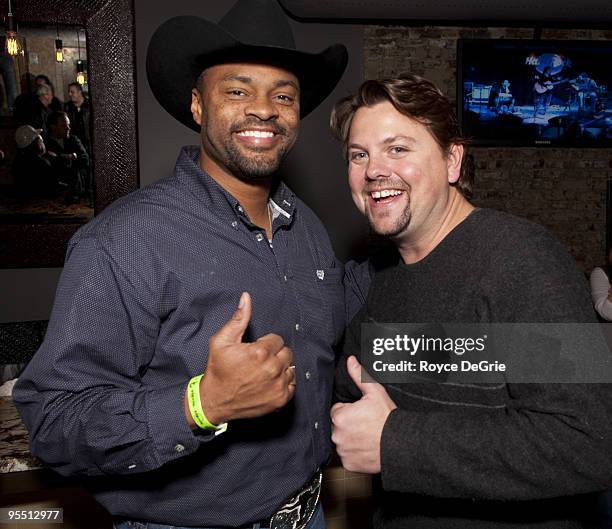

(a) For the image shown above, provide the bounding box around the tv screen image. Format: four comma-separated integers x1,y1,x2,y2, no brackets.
458,39,611,147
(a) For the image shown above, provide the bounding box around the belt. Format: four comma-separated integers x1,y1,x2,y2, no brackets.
244,470,322,529
113,471,323,529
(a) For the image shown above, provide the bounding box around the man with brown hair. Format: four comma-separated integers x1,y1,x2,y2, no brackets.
330,74,612,528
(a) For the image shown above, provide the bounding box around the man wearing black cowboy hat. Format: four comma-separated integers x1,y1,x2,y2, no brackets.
13,1,369,528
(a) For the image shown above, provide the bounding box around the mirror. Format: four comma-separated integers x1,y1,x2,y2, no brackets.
0,0,137,268
0,24,94,225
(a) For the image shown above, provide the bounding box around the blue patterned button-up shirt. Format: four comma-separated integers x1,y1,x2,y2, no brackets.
14,146,369,527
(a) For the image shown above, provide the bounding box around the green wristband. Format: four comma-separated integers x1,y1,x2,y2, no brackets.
187,375,227,435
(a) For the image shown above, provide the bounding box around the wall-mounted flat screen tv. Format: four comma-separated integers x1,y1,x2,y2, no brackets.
458,39,611,147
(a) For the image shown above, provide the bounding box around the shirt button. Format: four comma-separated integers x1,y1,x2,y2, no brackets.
255,233,264,242
295,323,300,331
283,275,288,282
314,421,319,430
237,205,243,213
231,221,238,228
305,371,311,380
174,444,185,453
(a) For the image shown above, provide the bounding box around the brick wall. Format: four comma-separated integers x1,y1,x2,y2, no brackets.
364,26,612,272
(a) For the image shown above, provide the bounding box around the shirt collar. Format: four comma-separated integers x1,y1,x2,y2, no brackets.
173,146,297,226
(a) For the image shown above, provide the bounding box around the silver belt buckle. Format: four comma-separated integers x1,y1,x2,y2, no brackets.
269,471,322,529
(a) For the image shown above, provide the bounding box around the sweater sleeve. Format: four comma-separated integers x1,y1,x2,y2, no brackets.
379,223,612,501
381,383,612,500
590,267,612,321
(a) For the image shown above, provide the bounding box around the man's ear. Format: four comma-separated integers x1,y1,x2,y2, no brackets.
191,89,202,126
446,143,464,184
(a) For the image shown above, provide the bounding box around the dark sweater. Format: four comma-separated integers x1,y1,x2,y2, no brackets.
335,208,612,528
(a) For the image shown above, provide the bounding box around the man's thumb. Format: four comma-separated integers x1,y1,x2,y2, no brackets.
347,355,376,394
215,292,252,345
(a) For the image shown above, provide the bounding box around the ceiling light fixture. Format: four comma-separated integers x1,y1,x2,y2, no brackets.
5,0,20,57
55,27,63,62
75,29,85,84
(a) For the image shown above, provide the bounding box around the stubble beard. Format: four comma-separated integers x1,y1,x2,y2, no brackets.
223,139,293,180
203,116,297,181
368,201,412,240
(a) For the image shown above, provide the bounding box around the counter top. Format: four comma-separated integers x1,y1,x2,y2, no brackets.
0,396,42,473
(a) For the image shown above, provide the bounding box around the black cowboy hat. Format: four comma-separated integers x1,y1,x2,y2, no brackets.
146,0,348,132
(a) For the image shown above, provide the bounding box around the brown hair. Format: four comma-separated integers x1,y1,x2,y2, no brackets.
330,74,474,199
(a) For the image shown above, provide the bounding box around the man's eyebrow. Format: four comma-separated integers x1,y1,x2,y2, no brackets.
272,79,299,91
348,136,416,150
382,135,416,145
222,74,252,84
348,142,366,150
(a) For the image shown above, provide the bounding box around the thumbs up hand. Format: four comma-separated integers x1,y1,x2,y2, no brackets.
331,356,397,474
189,292,295,427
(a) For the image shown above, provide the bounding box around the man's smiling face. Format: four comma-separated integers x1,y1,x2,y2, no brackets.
347,100,461,244
192,62,300,182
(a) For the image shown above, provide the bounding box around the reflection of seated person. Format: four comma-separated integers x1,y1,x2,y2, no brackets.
34,75,62,111
13,124,65,197
572,72,598,114
24,84,54,134
44,111,90,199
64,83,91,150
16,76,62,126
590,250,612,321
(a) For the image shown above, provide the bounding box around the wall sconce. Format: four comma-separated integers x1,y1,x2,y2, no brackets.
75,29,85,84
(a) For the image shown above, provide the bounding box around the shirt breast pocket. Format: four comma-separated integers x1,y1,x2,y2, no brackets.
292,265,345,346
